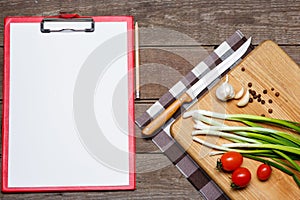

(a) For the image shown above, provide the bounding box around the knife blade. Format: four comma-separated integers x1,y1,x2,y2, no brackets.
142,37,252,136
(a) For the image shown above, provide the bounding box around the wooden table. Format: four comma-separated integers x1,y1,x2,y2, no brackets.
0,1,299,199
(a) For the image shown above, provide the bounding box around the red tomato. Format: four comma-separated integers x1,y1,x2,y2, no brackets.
257,164,272,181
231,167,251,189
217,152,243,172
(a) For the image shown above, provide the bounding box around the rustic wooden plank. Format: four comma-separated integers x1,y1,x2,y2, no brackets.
0,48,2,100
0,153,201,199
138,46,211,99
0,0,300,46
1,1,299,199
135,102,162,153
281,45,300,65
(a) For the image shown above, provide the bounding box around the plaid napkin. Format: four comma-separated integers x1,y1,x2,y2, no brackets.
136,30,253,200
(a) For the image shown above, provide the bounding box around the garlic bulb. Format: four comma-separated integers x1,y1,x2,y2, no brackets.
216,75,235,102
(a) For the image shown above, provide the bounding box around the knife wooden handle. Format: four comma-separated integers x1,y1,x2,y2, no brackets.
142,92,192,136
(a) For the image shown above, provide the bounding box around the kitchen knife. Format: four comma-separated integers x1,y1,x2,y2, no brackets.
142,37,252,136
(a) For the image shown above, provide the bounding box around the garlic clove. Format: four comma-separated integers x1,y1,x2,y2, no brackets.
237,89,250,107
216,82,235,102
234,87,245,99
228,85,236,99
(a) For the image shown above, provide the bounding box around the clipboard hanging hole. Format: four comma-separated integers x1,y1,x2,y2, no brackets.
41,17,95,33
58,13,80,19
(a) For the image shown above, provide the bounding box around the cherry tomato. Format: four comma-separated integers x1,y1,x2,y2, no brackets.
257,164,272,181
231,167,251,189
217,152,243,172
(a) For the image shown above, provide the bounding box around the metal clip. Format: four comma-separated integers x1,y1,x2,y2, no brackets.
40,16,95,33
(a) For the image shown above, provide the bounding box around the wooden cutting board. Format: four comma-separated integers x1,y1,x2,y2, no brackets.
170,40,300,200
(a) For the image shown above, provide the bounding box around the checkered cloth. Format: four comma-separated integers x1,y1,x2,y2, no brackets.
136,30,254,200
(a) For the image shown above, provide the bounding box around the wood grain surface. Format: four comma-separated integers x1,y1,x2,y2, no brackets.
0,0,299,199
171,41,300,200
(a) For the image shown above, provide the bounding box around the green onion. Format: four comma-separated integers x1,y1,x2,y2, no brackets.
273,150,300,172
184,110,300,133
192,136,272,154
192,130,260,143
272,158,297,170
195,124,298,147
222,143,300,155
194,125,300,146
186,109,300,187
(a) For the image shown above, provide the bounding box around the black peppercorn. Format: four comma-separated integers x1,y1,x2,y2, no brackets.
248,82,252,87
268,109,273,113
261,100,265,104
249,98,253,103
263,89,267,94
275,92,280,97
268,99,273,104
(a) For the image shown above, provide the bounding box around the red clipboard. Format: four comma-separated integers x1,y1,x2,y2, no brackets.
2,15,135,192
